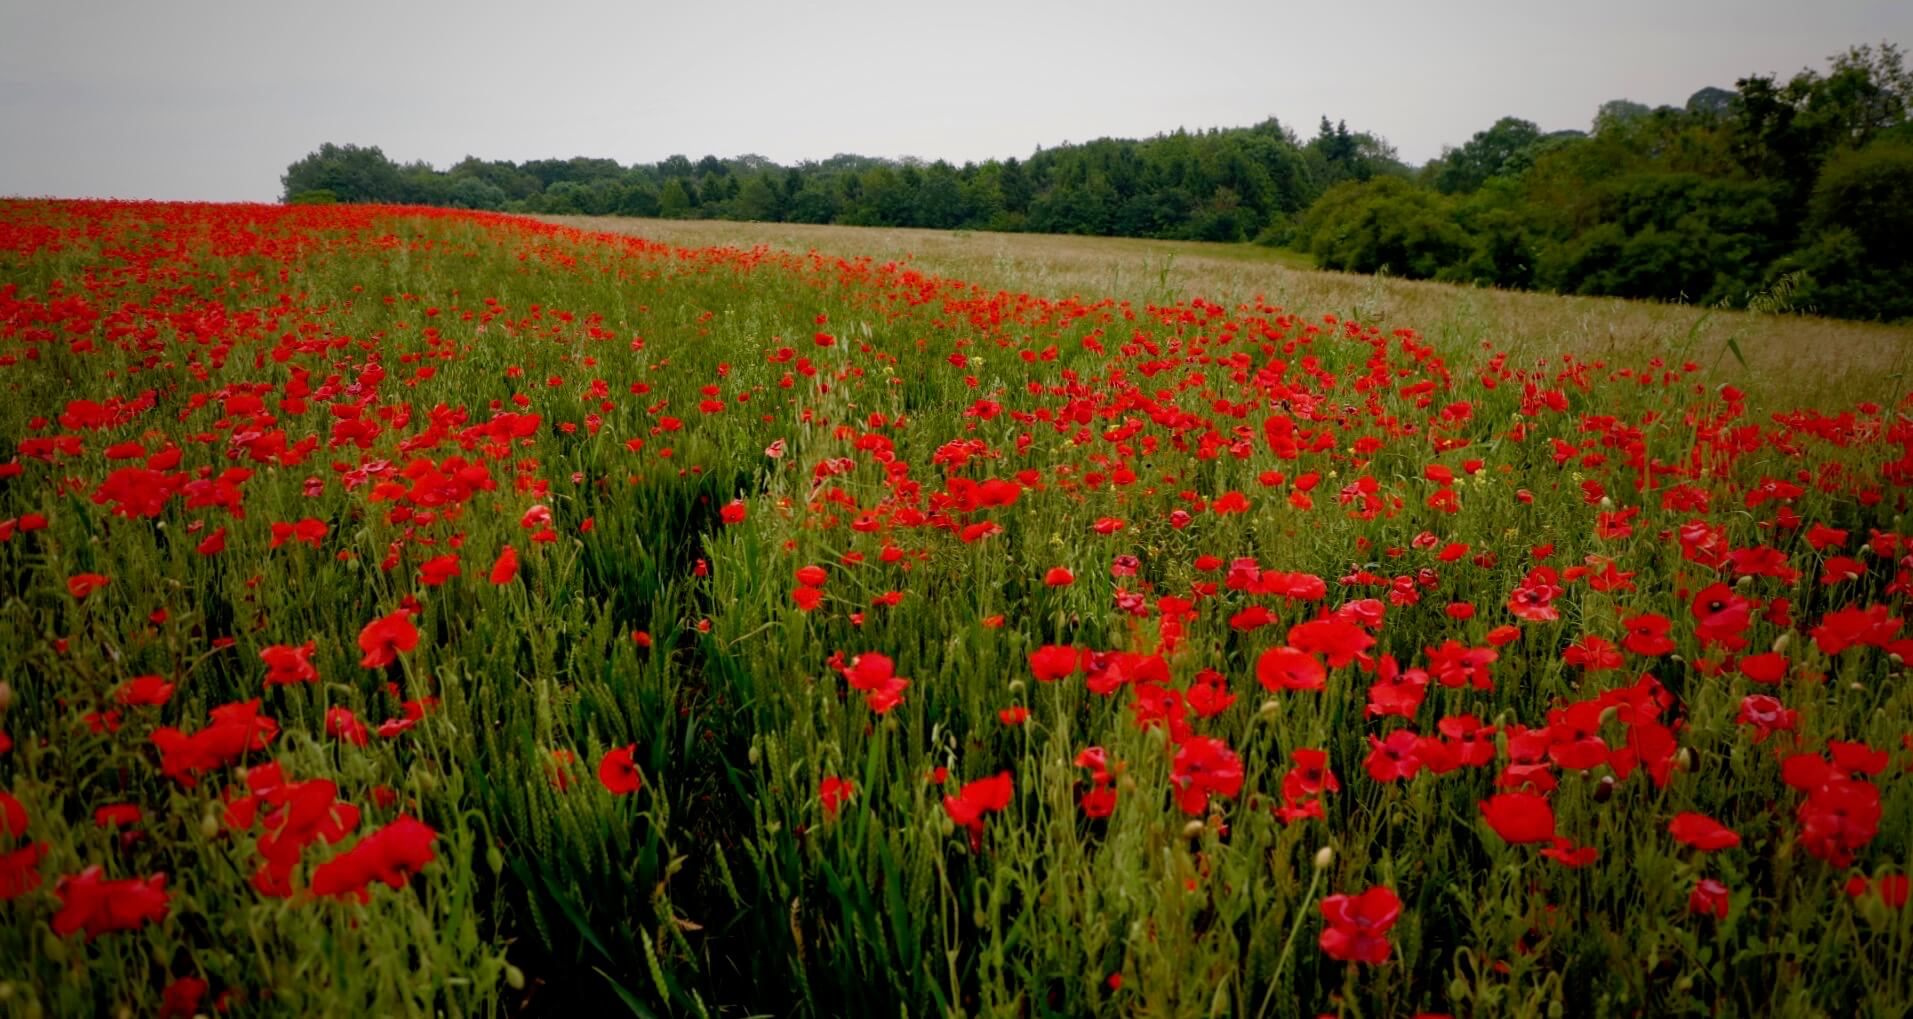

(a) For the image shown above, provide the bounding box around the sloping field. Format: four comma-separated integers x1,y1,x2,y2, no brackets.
548,215,1913,410
1,200,1910,1018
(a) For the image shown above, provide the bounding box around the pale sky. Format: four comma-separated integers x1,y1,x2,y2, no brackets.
2,1,1907,202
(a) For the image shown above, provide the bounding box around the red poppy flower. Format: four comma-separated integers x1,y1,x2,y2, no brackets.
418,553,461,587
1044,566,1075,587
1287,618,1375,668
116,675,176,706
1479,792,1556,844
1318,886,1402,964
1169,737,1243,815
51,867,170,940
943,771,1014,847
0,792,26,839
1738,652,1788,684
820,776,854,819
720,499,747,524
1668,812,1741,851
324,706,369,747
151,700,279,784
1030,645,1080,682
1621,613,1676,656
261,642,319,686
489,545,519,585
309,816,437,902
159,976,208,1019
67,573,110,599
1256,646,1326,692
1364,729,1424,783
598,744,642,795
358,612,419,668
844,652,910,714
0,843,45,900
1689,878,1731,919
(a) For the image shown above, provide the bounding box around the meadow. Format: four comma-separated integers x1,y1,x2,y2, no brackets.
0,199,1909,1018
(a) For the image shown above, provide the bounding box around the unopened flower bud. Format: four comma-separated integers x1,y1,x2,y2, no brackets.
1593,775,1616,804
747,744,761,767
1313,845,1336,870
1008,679,1025,694
1771,633,1791,654
1257,699,1280,720
1181,820,1206,839
505,964,526,990
1677,748,1695,772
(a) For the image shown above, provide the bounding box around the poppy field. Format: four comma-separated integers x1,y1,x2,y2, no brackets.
1,199,1910,1018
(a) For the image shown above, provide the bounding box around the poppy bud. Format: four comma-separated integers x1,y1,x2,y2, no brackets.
1592,775,1616,804
1734,575,1753,590
1771,633,1791,653
1677,748,1694,772
1257,700,1280,720
487,846,505,875
1313,845,1335,870
505,964,526,990
1181,820,1205,839
1008,679,1025,694
748,744,761,766
199,811,220,840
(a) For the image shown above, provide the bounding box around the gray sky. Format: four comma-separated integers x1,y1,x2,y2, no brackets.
2,1,1908,202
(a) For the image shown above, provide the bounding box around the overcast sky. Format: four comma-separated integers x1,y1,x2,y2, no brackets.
2,1,1907,202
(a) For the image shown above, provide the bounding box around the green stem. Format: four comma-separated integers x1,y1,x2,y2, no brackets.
1256,864,1324,1019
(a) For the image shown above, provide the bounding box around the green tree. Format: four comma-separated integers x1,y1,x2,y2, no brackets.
281,143,405,203
1429,117,1543,194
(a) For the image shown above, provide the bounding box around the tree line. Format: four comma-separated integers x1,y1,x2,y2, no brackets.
284,42,1911,321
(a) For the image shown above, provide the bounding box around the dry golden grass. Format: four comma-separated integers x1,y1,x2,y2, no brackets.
543,215,1912,408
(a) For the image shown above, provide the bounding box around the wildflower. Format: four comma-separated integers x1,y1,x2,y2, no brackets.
261,642,319,686
309,816,437,902
1689,878,1731,919
1319,886,1402,964
358,612,419,668
598,745,642,795
51,867,170,940
1479,792,1556,844
943,772,1013,848
820,776,854,819
1668,812,1741,851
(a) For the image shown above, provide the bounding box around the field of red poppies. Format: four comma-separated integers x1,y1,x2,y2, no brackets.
0,199,1908,1017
